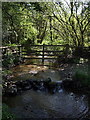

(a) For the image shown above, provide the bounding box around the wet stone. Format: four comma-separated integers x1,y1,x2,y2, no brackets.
15,80,23,88
21,80,32,90
32,83,40,90
43,78,52,87
3,78,63,96
45,81,62,94
5,84,18,96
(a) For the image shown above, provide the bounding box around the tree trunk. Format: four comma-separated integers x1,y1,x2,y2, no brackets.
49,16,53,44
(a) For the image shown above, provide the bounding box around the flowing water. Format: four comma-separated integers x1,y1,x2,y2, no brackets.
3,59,90,119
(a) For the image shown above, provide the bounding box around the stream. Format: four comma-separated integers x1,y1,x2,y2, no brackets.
3,59,90,119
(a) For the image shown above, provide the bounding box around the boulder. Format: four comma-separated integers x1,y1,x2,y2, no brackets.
43,77,52,87
55,81,62,91
15,80,32,91
47,82,57,93
15,80,23,88
32,82,40,90
5,84,17,96
20,80,32,90
46,81,62,94
32,81,45,91
26,79,38,85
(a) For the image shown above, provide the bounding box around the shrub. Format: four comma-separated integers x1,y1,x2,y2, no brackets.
2,55,14,68
73,70,90,87
2,104,15,120
2,54,22,68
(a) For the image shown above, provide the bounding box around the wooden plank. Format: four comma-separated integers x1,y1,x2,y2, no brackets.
0,47,8,49
1,45,89,49
22,54,62,56
22,50,43,53
22,50,63,53
29,45,66,47
12,51,20,54
23,57,57,59
42,54,62,56
0,45,22,49
39,50,63,52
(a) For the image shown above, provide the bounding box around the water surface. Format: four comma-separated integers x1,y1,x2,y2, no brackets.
3,60,90,119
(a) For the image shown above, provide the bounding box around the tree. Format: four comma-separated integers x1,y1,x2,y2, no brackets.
2,1,89,47
49,1,90,47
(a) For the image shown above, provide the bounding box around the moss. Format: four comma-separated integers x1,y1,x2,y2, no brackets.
2,104,16,120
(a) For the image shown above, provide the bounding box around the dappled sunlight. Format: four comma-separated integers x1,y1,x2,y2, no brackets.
10,64,48,78
2,1,90,119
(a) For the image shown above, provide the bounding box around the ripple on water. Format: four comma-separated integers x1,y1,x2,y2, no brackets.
4,63,90,119
3,89,89,118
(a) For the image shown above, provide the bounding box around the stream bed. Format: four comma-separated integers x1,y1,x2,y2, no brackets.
3,60,90,119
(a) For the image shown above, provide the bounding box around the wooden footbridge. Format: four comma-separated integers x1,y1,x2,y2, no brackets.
1,44,90,64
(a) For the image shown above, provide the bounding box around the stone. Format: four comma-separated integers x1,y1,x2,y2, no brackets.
43,78,52,87
38,82,46,91
46,81,61,94
15,80,23,88
55,81,62,91
21,80,32,90
5,84,17,96
15,80,32,91
32,82,40,90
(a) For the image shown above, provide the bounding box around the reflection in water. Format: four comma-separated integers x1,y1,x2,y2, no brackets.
3,89,89,118
3,59,90,119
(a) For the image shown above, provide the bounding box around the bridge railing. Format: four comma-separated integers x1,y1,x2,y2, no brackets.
1,44,90,64
22,44,72,64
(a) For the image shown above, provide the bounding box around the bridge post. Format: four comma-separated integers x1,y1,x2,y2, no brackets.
65,44,69,58
18,45,21,56
42,44,45,64
6,47,8,57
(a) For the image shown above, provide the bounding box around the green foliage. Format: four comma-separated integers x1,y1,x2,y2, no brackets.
7,44,18,47
2,55,14,68
73,70,90,87
2,104,15,120
2,54,21,68
2,69,12,76
2,1,90,50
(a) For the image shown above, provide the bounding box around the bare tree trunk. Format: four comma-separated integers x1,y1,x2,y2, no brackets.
49,16,53,44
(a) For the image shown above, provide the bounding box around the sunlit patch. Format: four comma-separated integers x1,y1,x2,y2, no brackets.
18,73,26,76
29,70,38,74
37,67,41,69
38,56,42,58
51,70,55,73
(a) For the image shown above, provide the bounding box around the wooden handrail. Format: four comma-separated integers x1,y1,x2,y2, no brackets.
1,44,90,64
0,45,22,49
